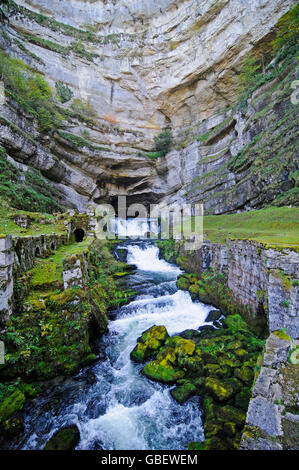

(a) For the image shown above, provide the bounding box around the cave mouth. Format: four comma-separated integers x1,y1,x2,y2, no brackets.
74,228,85,243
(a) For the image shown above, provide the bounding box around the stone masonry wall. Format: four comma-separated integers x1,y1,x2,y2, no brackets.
180,239,299,339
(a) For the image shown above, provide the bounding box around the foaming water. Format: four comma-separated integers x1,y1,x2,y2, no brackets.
110,218,159,239
127,244,181,273
7,240,214,450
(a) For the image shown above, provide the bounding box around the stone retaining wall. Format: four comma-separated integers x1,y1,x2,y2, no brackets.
180,240,299,339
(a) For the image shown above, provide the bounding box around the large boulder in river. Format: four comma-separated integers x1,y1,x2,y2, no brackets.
43,425,80,450
130,325,169,363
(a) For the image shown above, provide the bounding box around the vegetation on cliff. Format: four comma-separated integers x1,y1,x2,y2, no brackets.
0,146,63,214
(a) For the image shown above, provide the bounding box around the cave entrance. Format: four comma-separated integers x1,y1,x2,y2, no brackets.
74,228,85,243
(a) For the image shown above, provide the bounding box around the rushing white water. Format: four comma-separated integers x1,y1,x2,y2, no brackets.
7,230,215,450
110,218,160,239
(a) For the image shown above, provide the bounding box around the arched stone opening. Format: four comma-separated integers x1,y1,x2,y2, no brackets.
35,246,41,257
74,228,85,243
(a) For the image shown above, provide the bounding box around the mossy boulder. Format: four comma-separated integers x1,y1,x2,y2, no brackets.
43,425,80,450
142,359,185,384
203,363,231,379
234,366,254,385
176,276,190,291
130,325,169,363
206,310,222,323
234,387,252,411
197,325,216,338
177,356,204,374
165,336,196,358
178,329,201,341
0,390,26,423
188,283,200,299
209,404,246,427
203,377,240,402
1,416,24,438
170,381,197,404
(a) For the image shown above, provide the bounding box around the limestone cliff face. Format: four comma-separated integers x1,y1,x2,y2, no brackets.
0,0,295,211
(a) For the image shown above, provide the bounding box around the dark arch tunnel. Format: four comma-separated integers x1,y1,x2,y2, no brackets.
74,228,85,243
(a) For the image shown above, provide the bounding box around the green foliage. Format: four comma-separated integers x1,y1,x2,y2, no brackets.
57,130,110,152
238,54,263,95
272,3,299,53
0,52,62,131
237,4,298,112
55,82,73,103
0,146,62,213
154,129,173,157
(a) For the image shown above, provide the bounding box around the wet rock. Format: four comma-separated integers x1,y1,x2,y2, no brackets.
43,424,80,450
197,325,216,338
142,359,185,384
170,381,197,404
178,329,201,341
1,416,24,439
206,310,222,323
130,325,169,363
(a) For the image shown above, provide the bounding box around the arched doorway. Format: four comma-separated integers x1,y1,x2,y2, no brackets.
74,228,85,243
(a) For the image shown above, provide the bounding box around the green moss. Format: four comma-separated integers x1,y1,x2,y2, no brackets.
176,276,190,291
43,425,80,450
130,325,169,363
273,330,292,341
170,381,197,404
0,390,26,422
142,359,185,384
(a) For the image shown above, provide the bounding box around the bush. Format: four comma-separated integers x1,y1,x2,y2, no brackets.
55,82,73,103
154,129,173,157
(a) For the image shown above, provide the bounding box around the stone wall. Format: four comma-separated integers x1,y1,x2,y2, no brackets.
179,239,299,339
0,233,68,328
240,332,299,450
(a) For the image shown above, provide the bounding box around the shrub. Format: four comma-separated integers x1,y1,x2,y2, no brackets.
154,129,173,157
55,82,73,103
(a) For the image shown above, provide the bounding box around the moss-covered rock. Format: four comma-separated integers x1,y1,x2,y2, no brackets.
0,390,26,423
188,283,200,299
165,336,196,358
176,276,190,291
170,381,197,404
1,416,24,438
206,310,222,322
203,377,236,402
43,425,80,450
178,329,201,341
142,359,185,384
130,325,169,363
234,366,254,385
